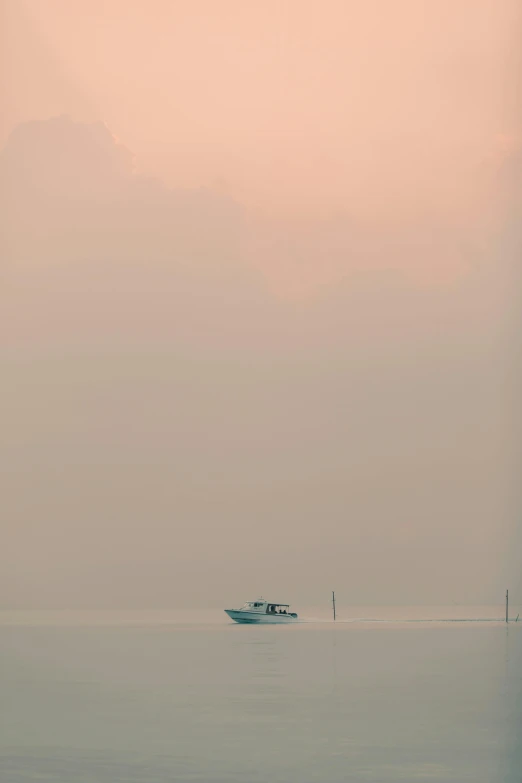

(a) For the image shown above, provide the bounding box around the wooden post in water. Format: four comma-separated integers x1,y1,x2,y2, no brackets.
506,589,509,623
332,591,336,621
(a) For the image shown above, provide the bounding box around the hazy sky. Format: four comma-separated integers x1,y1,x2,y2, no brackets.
1,1,521,609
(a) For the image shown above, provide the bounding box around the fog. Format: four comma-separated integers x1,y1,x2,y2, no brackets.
1,1,521,609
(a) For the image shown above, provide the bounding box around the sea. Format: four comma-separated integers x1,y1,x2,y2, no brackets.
1,606,521,782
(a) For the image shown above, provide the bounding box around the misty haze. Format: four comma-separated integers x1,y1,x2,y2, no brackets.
1,3,521,781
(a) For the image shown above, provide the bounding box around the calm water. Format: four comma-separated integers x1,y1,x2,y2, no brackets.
1,608,521,782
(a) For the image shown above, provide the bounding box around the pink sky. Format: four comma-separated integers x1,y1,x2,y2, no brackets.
2,1,519,211
1,1,520,608
3,0,520,296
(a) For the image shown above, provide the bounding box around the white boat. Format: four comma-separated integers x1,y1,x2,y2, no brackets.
225,598,298,624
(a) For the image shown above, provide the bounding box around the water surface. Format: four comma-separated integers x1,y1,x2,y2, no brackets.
1,608,521,782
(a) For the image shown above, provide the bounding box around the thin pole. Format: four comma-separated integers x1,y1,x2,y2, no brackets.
332,591,336,621
506,589,509,623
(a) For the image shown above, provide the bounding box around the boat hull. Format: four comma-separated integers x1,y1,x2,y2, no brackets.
225,609,298,624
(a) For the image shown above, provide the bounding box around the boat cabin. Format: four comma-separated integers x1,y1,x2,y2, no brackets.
240,600,291,615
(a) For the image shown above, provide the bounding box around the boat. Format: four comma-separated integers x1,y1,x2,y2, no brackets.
225,598,298,624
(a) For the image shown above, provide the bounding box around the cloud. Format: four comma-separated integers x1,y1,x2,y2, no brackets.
2,115,134,190
1,115,244,260
1,114,517,358
1,115,271,350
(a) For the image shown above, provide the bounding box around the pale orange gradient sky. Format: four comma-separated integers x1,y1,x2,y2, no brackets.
1,1,521,609
2,0,520,216
3,0,520,296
